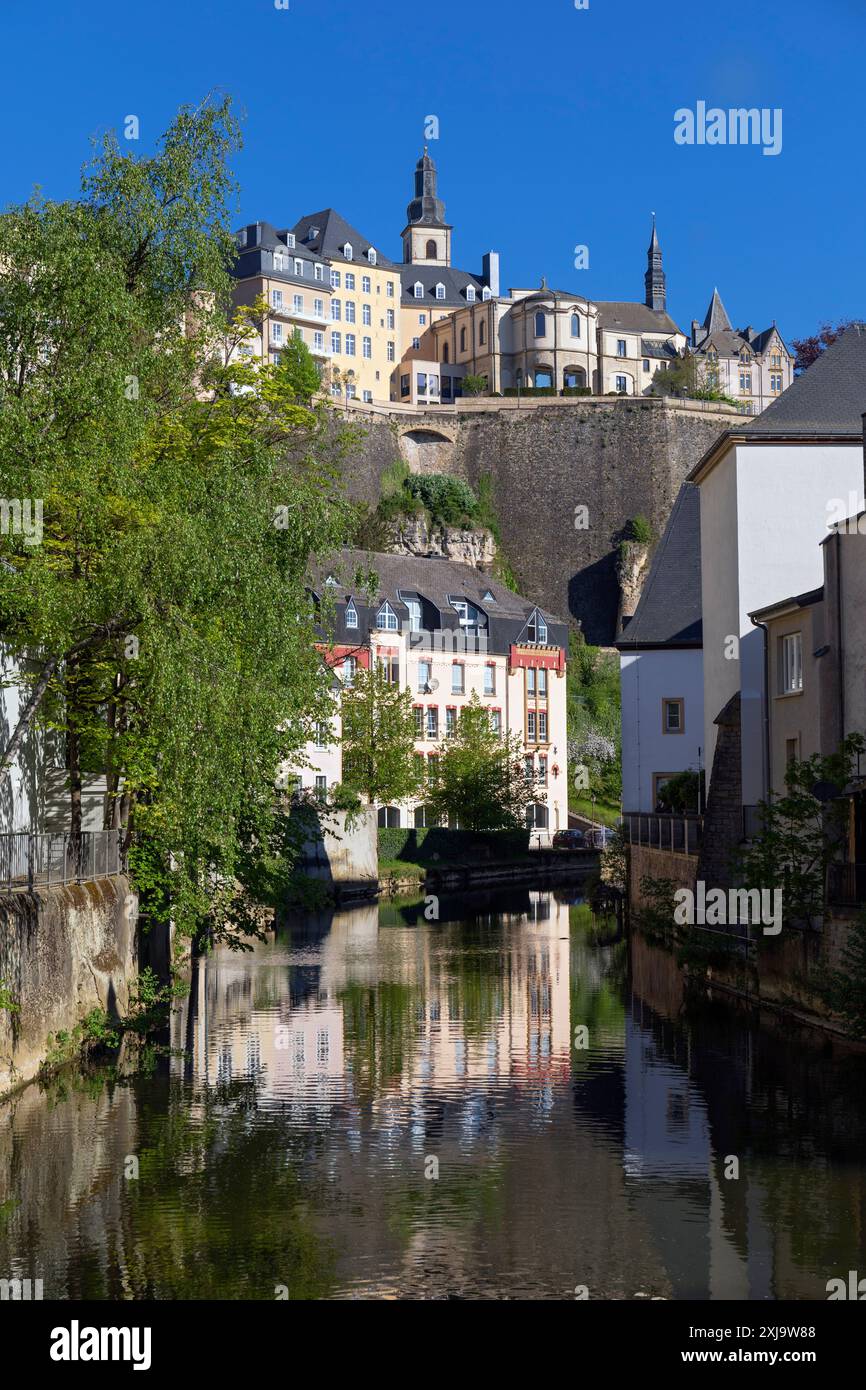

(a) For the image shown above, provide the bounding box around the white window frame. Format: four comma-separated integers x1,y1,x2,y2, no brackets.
782,633,803,693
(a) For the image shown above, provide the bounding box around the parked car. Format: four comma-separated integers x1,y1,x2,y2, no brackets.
584,825,615,850
553,828,586,849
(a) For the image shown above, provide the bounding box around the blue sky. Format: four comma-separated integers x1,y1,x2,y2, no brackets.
2,0,862,345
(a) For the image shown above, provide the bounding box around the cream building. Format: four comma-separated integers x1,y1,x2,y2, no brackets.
230,220,334,376
690,289,794,415
293,549,570,841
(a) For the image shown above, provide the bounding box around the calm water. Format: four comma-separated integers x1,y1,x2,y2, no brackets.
2,886,866,1301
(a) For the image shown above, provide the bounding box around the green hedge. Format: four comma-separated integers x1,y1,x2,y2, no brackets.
503,386,557,397
378,826,531,865
561,386,592,396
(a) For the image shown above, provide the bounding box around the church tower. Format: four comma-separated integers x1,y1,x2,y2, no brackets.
401,148,452,267
644,215,666,313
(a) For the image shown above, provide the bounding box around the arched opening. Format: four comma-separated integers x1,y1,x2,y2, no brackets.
563,366,587,389
534,367,553,388
526,802,549,830
414,804,440,828
425,239,437,259
459,326,466,352
478,320,486,346
377,805,401,828
442,342,449,363
534,311,546,338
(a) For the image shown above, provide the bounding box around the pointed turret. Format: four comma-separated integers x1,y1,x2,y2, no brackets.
644,213,666,312
401,148,452,266
703,287,732,336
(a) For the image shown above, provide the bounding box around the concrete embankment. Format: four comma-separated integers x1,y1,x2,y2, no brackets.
0,877,138,1098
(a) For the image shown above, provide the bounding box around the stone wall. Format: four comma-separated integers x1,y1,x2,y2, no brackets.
628,844,699,908
0,876,137,1097
698,693,743,890
337,397,738,642
297,805,378,902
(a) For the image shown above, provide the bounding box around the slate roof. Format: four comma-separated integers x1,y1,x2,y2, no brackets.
309,548,568,655
641,338,680,360
595,301,683,336
742,324,866,436
750,586,824,621
701,288,731,336
292,209,398,270
400,264,486,307
232,221,331,288
615,484,702,649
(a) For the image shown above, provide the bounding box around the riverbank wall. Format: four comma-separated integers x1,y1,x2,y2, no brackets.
0,877,138,1098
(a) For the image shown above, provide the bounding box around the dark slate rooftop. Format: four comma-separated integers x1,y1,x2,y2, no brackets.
596,301,683,336
615,484,702,650
742,323,866,436
310,548,568,654
292,209,398,270
400,264,487,307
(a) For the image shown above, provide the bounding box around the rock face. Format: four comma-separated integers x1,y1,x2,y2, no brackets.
338,398,740,641
616,540,651,635
388,516,496,570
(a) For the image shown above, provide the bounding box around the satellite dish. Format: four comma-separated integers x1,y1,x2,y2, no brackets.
428,678,439,691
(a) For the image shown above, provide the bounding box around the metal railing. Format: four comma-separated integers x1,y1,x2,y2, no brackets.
0,831,125,892
623,812,702,856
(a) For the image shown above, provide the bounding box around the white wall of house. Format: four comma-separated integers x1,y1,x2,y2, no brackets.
620,648,704,812
699,441,864,807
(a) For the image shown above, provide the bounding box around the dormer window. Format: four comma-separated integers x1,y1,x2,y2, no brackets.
451,598,485,629
466,286,476,303
413,282,424,299
367,248,377,265
482,589,496,603
273,251,285,270
309,226,320,241
345,599,358,629
344,242,353,260
525,609,548,644
482,286,492,300
435,283,445,300
325,574,338,586
376,601,398,630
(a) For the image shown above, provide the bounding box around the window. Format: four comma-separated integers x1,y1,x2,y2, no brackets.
524,756,534,780
342,655,357,685
538,711,547,742
330,269,341,288
386,280,394,297
426,239,438,259
345,272,355,290
526,803,549,830
442,343,449,363
314,264,324,282
479,321,486,345
285,233,295,249
313,297,324,317
740,371,752,393
362,337,372,359
331,331,341,353
782,633,803,693
363,389,372,403
526,609,548,644
331,300,341,321
417,658,431,690
466,286,476,303
615,375,628,393
527,668,536,696
294,258,303,277
405,598,422,631
484,664,495,695
538,755,548,785
617,338,627,357
538,668,547,697
362,275,371,294
293,294,303,313
426,707,438,739
415,804,439,828
400,374,410,397
419,313,427,326
460,327,467,352
527,710,537,742
414,705,423,737
771,373,783,393
482,286,491,300
452,662,465,694
272,289,284,308
377,601,398,630
315,774,327,801
446,707,456,739
345,599,358,628
387,342,395,362
378,806,400,828
643,358,650,372
571,312,581,338
435,283,445,300
346,383,356,400
534,311,546,338
490,709,502,736
414,282,424,299
361,303,371,326
771,351,782,368
387,309,395,329
376,650,398,683
273,251,285,270
663,697,684,733
343,242,353,260
314,722,328,749
345,301,356,324
272,322,283,342
367,248,377,265
413,338,421,351
345,335,356,356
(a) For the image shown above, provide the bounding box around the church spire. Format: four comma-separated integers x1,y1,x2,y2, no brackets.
406,148,446,228
644,213,666,313
402,148,452,267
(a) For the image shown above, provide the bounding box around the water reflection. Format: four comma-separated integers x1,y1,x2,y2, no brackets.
1,889,866,1300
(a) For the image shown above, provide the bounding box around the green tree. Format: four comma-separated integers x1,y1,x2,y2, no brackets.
339,664,421,805
461,374,487,396
271,326,322,403
425,693,538,830
0,96,356,943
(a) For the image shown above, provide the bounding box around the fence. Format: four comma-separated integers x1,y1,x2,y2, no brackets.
623,812,702,857
0,831,125,892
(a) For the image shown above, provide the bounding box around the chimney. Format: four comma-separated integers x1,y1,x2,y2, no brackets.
691,319,701,347
482,251,500,298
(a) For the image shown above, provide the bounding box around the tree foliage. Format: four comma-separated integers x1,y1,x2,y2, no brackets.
790,321,854,373
425,693,539,831
338,664,421,805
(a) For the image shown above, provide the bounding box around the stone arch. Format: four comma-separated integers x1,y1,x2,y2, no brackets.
398,425,457,473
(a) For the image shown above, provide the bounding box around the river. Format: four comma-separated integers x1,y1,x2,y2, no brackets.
2,885,865,1300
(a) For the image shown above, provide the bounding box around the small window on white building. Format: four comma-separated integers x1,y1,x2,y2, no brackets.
782,633,803,693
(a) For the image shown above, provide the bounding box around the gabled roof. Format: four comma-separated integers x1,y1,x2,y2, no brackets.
743,324,866,436
615,484,702,650
292,209,398,270
702,287,731,336
595,302,683,336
